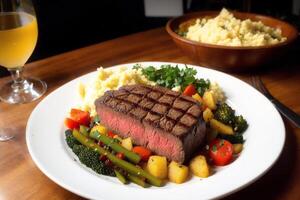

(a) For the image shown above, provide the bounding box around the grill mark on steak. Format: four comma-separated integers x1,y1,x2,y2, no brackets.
114,96,196,129
113,91,196,129
100,85,202,135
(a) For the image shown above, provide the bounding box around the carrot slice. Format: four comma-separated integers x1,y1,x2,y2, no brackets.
132,146,152,161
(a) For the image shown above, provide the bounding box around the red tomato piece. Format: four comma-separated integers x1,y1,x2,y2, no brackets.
70,108,91,126
116,152,125,160
107,131,116,138
105,159,113,167
132,146,152,161
97,140,104,147
209,139,233,166
183,84,197,96
64,118,80,130
99,155,107,162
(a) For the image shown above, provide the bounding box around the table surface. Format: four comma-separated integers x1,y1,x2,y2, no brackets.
0,28,299,200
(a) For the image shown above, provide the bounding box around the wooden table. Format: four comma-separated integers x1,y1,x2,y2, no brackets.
0,28,299,200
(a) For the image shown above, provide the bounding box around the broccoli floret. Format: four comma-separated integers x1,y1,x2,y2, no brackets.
66,130,115,177
76,145,115,177
72,144,85,156
218,133,244,144
214,103,235,125
233,115,248,133
65,129,80,148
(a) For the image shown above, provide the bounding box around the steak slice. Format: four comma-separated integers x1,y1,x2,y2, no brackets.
95,84,206,163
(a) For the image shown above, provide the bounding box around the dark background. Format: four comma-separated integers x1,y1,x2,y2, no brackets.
0,0,299,76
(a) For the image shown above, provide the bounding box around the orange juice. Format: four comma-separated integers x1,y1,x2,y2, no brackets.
0,12,38,68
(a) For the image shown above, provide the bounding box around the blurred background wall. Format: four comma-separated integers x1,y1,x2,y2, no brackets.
0,0,299,76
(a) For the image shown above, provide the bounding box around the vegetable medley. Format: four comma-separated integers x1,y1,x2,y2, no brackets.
64,64,248,187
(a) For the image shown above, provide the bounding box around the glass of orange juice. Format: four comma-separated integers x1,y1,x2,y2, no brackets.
0,0,46,141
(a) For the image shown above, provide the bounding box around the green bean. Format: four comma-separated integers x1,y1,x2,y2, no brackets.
114,170,127,184
127,173,149,188
89,130,141,164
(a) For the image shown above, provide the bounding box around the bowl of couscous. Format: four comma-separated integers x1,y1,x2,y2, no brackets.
166,8,298,72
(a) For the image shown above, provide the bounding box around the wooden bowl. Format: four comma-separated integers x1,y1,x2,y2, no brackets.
166,11,298,72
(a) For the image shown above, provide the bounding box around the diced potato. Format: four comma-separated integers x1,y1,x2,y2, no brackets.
90,124,107,135
210,119,234,135
233,143,243,154
203,91,217,110
147,156,168,179
121,137,133,150
203,108,214,122
192,93,203,103
189,155,210,178
168,161,189,184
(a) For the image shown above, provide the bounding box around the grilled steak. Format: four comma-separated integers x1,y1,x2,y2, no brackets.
95,84,206,163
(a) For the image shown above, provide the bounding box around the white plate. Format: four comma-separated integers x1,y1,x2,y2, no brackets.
26,62,285,200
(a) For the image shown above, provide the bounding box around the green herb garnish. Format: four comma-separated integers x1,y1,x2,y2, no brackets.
133,64,210,96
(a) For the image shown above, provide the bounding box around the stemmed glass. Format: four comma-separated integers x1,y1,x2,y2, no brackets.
0,0,46,141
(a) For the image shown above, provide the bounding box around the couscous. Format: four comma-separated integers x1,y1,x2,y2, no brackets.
184,8,286,46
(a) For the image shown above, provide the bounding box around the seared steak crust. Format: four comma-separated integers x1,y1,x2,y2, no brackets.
95,84,206,163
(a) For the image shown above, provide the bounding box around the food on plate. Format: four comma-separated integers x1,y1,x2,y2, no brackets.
121,137,133,150
177,8,286,46
95,84,206,163
147,155,168,179
132,146,152,161
213,102,248,137
203,107,214,122
73,128,163,187
64,64,249,187
168,161,189,184
210,119,234,135
209,139,234,166
203,91,217,110
90,124,107,135
189,155,210,178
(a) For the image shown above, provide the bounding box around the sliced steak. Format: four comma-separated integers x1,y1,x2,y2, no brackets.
95,84,206,163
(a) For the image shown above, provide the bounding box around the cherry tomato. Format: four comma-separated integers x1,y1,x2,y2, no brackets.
132,146,152,161
209,139,233,166
64,118,80,130
99,155,107,162
70,108,91,126
183,84,197,96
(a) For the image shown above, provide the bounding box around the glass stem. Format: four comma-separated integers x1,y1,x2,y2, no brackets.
8,67,29,93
